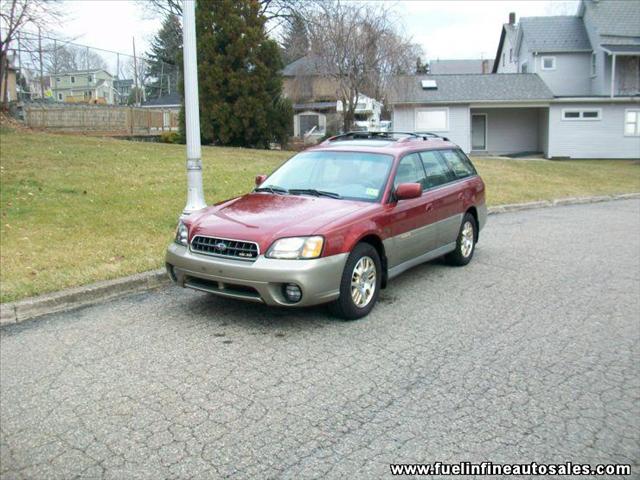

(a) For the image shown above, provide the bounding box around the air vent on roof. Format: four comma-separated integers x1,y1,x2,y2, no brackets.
421,79,437,90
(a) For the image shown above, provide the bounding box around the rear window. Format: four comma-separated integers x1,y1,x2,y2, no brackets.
420,151,456,188
440,150,476,179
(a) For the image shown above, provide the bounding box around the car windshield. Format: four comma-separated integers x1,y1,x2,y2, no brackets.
260,151,394,202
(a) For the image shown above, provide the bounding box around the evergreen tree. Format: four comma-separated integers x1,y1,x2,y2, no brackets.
146,14,182,98
281,13,309,65
192,0,291,148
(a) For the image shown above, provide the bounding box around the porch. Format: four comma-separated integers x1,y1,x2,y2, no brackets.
469,106,549,157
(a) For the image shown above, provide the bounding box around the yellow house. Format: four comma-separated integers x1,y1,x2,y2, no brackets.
1,63,18,103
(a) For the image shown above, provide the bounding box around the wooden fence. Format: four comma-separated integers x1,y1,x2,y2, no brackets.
24,105,180,135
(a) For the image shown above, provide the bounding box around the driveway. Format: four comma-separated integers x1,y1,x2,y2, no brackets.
1,200,639,479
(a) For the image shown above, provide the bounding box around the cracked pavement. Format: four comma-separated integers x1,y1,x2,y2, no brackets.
1,200,639,479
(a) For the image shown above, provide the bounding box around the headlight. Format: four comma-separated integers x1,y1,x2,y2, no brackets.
175,221,189,246
266,236,324,259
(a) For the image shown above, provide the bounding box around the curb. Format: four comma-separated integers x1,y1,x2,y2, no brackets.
487,192,640,215
0,269,168,327
1,193,639,327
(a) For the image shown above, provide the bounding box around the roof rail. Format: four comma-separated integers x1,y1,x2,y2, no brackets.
323,131,450,143
412,131,450,142
323,131,419,143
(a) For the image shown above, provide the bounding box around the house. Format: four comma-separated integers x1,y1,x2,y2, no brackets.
0,56,17,102
430,59,492,74
141,91,181,130
50,69,114,104
113,79,134,105
389,74,554,156
282,55,385,140
389,0,640,159
283,55,341,139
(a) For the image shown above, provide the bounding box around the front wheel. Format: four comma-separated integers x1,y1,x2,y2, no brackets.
445,213,477,266
329,243,381,320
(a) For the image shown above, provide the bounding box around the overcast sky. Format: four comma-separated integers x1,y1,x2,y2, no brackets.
56,0,580,63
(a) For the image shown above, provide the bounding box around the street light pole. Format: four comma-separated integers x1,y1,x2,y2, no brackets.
181,0,206,217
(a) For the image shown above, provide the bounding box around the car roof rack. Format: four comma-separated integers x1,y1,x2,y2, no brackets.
323,131,449,143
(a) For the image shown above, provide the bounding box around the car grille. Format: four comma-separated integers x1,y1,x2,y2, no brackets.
190,235,259,260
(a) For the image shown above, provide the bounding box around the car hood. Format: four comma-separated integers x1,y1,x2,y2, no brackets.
187,193,370,252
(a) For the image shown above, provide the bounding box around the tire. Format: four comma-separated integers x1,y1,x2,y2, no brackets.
445,213,477,266
329,243,382,320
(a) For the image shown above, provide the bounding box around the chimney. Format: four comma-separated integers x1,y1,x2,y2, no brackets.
509,12,516,25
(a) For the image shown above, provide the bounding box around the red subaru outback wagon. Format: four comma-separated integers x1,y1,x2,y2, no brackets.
166,132,487,319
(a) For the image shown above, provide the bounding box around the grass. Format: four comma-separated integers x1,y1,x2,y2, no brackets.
1,127,639,303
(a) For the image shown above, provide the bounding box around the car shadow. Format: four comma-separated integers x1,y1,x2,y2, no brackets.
177,256,461,331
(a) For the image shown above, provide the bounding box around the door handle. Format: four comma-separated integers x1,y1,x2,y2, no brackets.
425,203,434,213
458,193,464,200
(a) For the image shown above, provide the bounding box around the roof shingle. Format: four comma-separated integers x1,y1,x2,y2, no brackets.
583,0,640,46
519,16,592,52
388,74,553,104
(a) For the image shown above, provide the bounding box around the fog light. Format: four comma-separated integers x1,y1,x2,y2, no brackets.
283,283,302,303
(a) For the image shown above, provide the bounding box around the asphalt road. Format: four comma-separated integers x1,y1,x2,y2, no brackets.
1,200,639,479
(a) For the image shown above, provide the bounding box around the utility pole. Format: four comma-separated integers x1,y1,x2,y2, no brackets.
132,37,139,106
181,0,206,216
38,27,45,100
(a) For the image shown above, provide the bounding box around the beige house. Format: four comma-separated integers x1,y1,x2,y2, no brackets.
282,55,385,140
1,58,17,102
282,55,341,140
51,69,114,104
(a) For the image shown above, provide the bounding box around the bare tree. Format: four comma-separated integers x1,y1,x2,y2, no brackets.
305,2,420,131
138,0,297,31
0,0,62,108
45,44,108,73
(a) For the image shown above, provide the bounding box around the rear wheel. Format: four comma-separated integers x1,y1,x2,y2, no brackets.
445,213,477,266
330,243,381,320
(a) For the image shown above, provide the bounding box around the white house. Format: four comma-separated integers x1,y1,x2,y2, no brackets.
389,0,640,159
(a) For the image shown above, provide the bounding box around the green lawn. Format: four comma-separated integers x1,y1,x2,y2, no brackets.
1,127,639,303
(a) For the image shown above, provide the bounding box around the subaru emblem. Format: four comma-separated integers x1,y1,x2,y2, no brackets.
215,242,227,251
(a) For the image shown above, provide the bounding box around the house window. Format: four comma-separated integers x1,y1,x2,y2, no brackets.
70,76,75,83
415,108,448,132
541,56,556,70
509,48,513,63
57,93,63,100
88,74,93,82
624,109,640,136
502,53,505,67
591,53,597,76
562,109,601,121
521,62,528,73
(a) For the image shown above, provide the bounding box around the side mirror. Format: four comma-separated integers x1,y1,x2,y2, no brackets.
395,183,422,200
255,174,267,186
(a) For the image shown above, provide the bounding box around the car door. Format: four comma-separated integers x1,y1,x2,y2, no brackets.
418,150,459,251
436,149,478,245
384,153,430,269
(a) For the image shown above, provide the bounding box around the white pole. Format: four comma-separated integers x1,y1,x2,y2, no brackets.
181,0,206,216
610,54,616,98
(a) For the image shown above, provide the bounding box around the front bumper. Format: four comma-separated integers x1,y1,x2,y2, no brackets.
165,243,348,307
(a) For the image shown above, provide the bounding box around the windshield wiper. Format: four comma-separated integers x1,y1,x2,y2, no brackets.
289,188,342,199
254,185,289,195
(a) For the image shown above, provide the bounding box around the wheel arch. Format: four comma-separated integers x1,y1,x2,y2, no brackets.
465,206,479,241
356,233,388,289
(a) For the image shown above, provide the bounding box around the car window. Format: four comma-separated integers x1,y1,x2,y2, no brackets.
394,153,426,189
419,151,455,189
262,151,393,202
440,149,476,179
